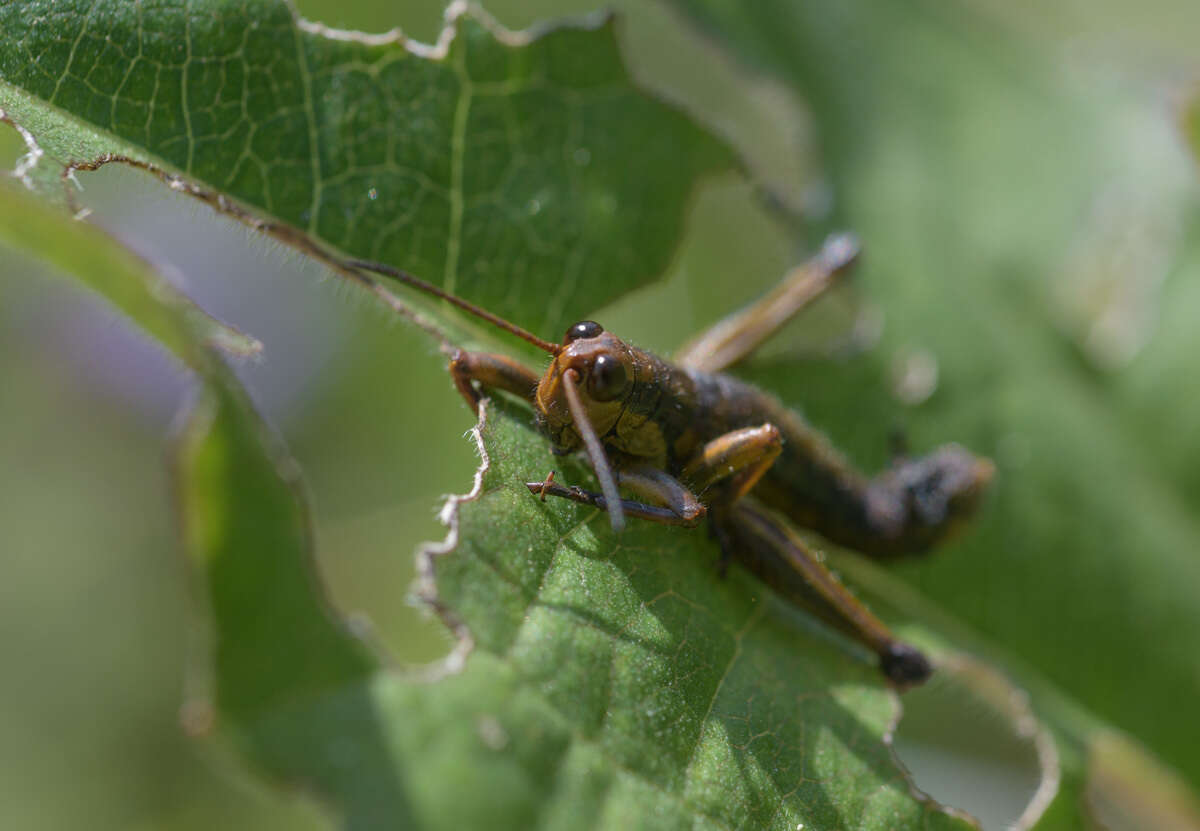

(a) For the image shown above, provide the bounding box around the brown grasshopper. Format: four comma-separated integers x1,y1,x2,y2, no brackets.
346,234,993,687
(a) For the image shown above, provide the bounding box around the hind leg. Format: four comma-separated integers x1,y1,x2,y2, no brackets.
674,233,860,373
719,500,932,687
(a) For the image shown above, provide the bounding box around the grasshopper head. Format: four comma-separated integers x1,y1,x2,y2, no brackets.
535,320,634,453
534,320,637,532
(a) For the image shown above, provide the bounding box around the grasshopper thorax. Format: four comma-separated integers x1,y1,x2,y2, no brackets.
535,321,635,453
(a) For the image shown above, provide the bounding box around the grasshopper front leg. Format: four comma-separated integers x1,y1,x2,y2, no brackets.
528,424,784,528
449,349,541,410
527,475,704,526
528,465,708,527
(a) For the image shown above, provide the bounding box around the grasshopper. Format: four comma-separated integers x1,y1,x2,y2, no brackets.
346,234,993,687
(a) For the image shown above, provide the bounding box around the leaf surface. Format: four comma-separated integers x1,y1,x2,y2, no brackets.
0,0,731,334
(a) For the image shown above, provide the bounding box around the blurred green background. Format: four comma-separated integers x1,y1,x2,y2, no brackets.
2,0,1199,828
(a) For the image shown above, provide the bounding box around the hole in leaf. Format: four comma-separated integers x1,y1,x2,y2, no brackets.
892,659,1047,829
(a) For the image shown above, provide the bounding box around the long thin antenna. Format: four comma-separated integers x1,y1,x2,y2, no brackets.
343,257,560,355
562,369,625,533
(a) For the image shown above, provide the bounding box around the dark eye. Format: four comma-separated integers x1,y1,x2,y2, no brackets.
565,320,604,342
587,354,628,402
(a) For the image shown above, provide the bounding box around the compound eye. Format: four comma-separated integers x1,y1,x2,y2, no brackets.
565,320,604,342
587,354,628,402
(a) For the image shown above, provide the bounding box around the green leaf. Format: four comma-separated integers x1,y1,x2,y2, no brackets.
0,0,732,334
665,0,1200,807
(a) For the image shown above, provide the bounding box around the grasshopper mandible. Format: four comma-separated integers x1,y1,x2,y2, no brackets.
346,234,993,687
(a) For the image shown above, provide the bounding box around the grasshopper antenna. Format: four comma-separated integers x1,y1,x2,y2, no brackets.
343,258,561,355
561,368,625,533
